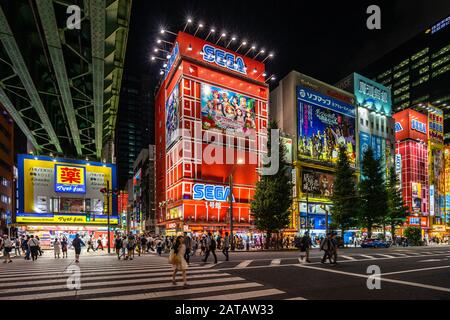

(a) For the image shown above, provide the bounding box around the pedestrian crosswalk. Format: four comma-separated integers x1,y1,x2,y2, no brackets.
0,254,294,300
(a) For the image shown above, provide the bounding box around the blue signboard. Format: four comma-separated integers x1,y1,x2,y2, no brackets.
164,42,179,80
202,44,246,74
354,73,392,116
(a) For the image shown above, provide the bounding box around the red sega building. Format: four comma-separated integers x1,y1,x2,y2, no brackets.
393,109,429,234
155,32,269,236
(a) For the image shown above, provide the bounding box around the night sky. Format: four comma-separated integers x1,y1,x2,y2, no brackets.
124,0,450,89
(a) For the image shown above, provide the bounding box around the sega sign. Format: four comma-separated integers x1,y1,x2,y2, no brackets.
192,184,235,202
202,44,246,74
411,119,427,134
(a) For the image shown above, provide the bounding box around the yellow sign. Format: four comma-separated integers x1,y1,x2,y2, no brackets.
432,225,446,232
16,214,118,225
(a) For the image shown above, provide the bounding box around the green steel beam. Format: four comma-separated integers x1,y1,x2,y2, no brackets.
36,0,83,156
90,0,105,159
0,86,41,152
0,6,62,153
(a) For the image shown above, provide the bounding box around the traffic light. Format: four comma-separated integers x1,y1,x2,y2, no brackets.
86,213,91,222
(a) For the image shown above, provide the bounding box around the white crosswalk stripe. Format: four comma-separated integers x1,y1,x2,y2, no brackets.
270,259,281,265
0,255,290,300
235,260,253,268
340,255,356,260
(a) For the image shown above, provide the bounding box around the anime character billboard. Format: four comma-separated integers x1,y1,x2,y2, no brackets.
297,86,356,165
201,84,256,136
166,84,180,149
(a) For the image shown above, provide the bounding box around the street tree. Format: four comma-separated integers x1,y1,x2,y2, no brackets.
385,165,408,238
331,145,359,240
358,147,388,238
251,120,292,250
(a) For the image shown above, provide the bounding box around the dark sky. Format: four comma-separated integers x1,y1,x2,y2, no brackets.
124,0,450,88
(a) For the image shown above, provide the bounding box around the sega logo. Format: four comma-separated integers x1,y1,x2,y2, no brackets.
394,122,403,132
202,44,246,74
411,119,427,134
192,184,235,202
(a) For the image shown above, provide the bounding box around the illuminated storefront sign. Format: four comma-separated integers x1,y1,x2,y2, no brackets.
430,185,435,216
202,44,246,74
17,155,117,225
430,16,450,34
55,165,86,194
16,213,118,225
192,184,235,202
166,84,180,148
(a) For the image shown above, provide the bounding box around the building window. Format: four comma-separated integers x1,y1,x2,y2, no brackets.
431,44,450,59
431,54,450,69
366,120,369,126
393,69,409,79
377,70,392,80
411,48,429,61
412,75,430,87
432,63,450,78
394,58,410,71
393,84,410,96
360,118,363,126
412,56,429,70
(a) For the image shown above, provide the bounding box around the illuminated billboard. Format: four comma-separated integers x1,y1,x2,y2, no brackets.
353,73,391,116
17,155,118,225
301,170,334,197
201,83,256,136
297,86,356,165
166,83,180,149
393,109,428,143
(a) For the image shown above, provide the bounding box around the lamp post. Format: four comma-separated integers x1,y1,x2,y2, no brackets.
100,180,118,254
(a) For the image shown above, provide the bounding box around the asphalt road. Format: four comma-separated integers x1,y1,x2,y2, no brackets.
0,245,449,300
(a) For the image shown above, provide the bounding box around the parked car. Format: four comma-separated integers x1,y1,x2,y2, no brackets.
361,238,391,248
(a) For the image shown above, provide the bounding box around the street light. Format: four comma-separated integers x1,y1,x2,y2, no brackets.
100,180,118,254
228,158,244,251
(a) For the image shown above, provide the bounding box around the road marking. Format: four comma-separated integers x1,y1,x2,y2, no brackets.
381,265,450,276
285,296,307,300
92,282,263,300
341,255,356,260
270,259,281,265
296,264,450,293
359,255,376,260
1,276,248,300
190,288,285,300
235,260,253,269
417,259,446,262
376,254,395,258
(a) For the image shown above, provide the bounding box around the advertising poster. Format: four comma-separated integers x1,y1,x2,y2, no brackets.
412,182,422,213
166,83,180,149
297,86,356,166
359,132,371,164
281,137,293,164
201,83,256,136
17,155,118,225
301,171,334,197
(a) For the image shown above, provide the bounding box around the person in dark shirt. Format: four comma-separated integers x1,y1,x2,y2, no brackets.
71,234,86,263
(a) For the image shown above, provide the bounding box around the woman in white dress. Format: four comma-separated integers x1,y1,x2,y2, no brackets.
170,235,188,288
53,238,61,258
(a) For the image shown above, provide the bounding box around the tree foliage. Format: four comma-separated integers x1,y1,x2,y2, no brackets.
331,145,358,236
358,147,388,238
251,120,292,248
385,166,409,237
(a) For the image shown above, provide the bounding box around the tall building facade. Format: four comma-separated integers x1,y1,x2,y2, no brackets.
270,71,357,238
155,32,268,236
361,15,450,142
130,145,156,233
0,105,13,235
336,73,396,179
115,74,154,189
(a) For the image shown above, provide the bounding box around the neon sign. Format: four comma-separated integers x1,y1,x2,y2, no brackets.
54,165,86,194
411,119,426,134
192,184,235,202
202,44,246,74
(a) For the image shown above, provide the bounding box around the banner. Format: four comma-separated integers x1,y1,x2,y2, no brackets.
166,83,180,148
297,86,356,165
201,83,256,136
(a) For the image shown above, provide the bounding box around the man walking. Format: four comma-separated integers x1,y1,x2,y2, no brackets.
203,232,217,264
183,232,192,264
299,231,312,263
72,234,85,263
222,232,230,261
28,235,40,261
1,235,13,263
320,233,336,265
87,237,95,252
